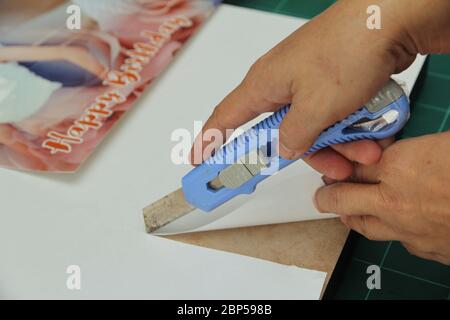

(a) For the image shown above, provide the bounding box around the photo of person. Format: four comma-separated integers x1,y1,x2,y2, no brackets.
0,0,218,172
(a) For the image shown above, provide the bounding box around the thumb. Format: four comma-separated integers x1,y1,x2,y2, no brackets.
189,58,290,165
314,182,383,217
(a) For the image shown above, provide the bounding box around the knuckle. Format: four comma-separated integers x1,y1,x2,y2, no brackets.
317,186,342,213
375,184,403,212
242,58,271,101
210,104,233,130
210,106,224,127
247,54,269,78
327,187,341,212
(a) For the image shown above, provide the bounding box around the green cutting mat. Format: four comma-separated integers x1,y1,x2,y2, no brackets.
224,0,450,300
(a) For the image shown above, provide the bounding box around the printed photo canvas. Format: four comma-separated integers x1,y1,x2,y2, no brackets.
0,0,219,172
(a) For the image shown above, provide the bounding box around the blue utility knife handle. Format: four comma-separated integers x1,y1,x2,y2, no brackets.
182,81,410,212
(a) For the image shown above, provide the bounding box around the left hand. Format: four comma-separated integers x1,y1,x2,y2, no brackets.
314,132,450,265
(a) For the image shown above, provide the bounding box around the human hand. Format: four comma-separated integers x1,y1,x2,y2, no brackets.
315,132,450,265
190,0,450,180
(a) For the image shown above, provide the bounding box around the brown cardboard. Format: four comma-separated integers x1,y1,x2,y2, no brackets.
168,218,349,288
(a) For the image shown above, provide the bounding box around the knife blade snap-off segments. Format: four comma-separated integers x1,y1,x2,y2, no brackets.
143,79,410,233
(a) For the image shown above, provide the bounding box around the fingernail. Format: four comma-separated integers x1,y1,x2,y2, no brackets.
312,189,323,213
321,176,337,186
279,143,302,160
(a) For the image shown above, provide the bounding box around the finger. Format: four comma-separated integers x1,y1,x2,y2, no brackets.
278,95,327,159
278,84,377,159
189,82,274,164
331,140,382,165
305,148,353,180
322,175,338,186
321,163,380,185
344,138,396,183
305,140,382,180
189,55,292,165
377,137,395,150
343,215,399,241
350,163,380,183
314,182,383,217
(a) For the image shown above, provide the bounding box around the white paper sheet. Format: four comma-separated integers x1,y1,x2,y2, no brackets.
0,4,332,300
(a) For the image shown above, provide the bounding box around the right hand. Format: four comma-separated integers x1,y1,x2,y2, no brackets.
189,0,450,180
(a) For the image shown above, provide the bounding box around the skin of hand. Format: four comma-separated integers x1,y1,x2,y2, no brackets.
188,0,450,263
0,46,105,77
315,132,450,265
190,0,450,180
